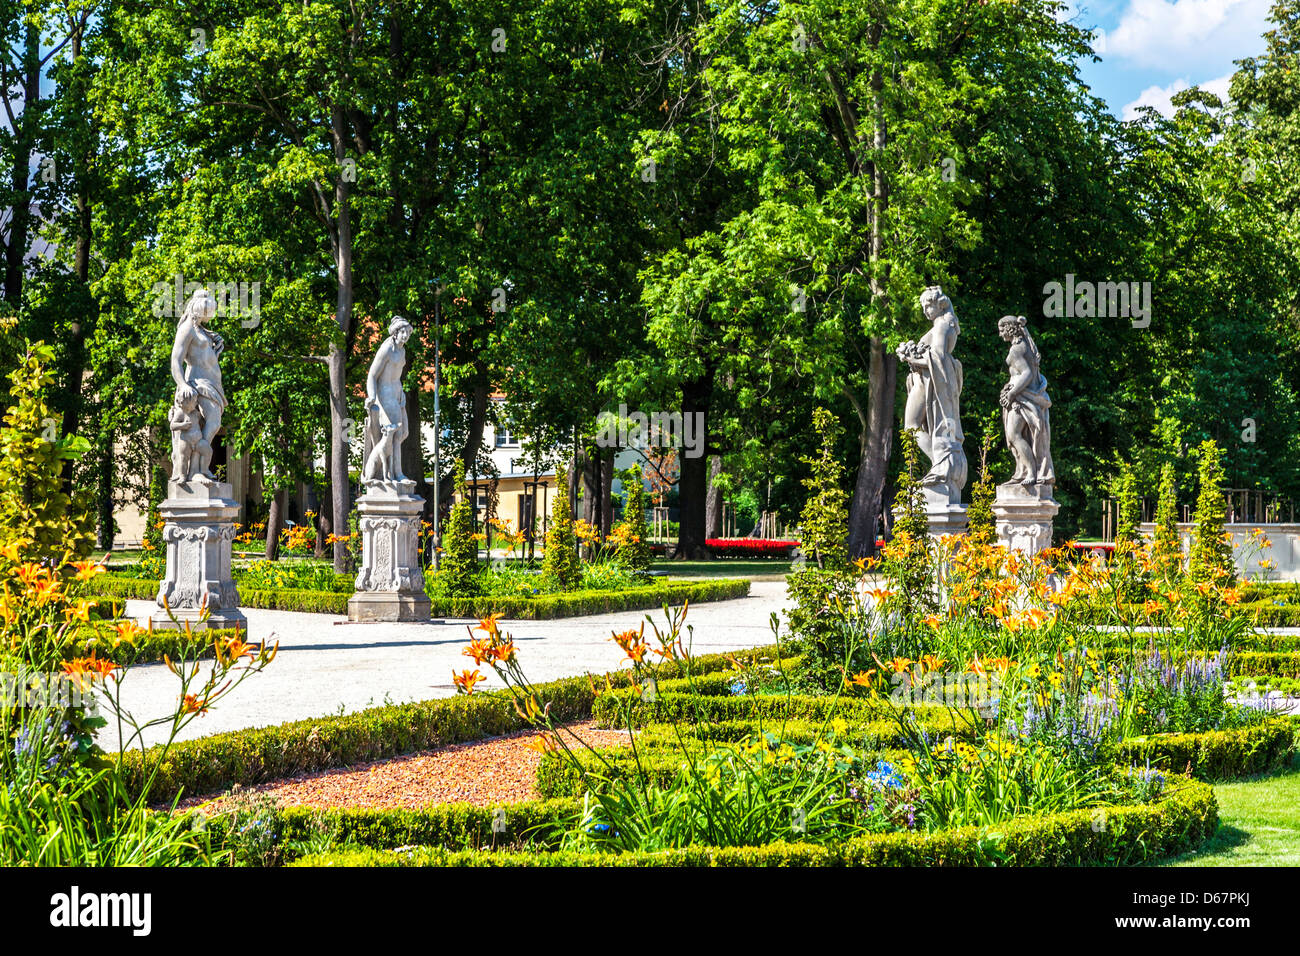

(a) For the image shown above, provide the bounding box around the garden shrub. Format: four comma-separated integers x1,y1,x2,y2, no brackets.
1115,718,1294,781
1187,440,1234,585
613,467,652,574
438,469,482,596
0,343,95,562
86,577,750,629
542,465,583,591
966,416,999,546
797,407,849,571
1152,462,1182,579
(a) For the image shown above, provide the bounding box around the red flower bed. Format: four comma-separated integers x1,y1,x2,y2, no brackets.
705,538,800,558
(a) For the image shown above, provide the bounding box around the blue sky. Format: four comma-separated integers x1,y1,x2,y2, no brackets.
1066,0,1276,118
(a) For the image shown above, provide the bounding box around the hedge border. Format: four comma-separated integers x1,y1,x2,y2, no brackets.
286,776,1218,867
90,576,751,620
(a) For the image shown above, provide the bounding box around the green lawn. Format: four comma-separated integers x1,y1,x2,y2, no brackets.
1162,755,1300,866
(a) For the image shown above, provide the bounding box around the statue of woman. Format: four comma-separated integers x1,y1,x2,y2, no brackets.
362,316,415,483
897,286,967,501
168,289,225,482
998,314,1054,486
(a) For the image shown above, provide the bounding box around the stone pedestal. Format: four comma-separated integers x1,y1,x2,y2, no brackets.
152,480,245,631
348,480,431,622
993,482,1059,555
922,486,968,539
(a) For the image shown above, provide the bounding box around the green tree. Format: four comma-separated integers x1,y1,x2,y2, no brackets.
542,464,582,591
1152,462,1183,580
1187,440,1235,585
797,408,849,571
615,467,653,574
0,342,94,562
439,468,481,597
966,415,1000,546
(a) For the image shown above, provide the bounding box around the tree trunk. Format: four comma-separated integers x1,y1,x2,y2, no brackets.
315,436,333,559
96,438,114,550
675,374,714,559
265,485,287,560
599,447,614,537
328,104,355,574
59,27,94,487
705,454,723,538
847,337,898,557
402,373,429,509
3,21,39,302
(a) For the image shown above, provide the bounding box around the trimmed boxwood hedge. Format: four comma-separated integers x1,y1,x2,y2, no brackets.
65,625,249,666
205,799,581,855
88,577,751,620
287,776,1218,867
421,579,750,619
1114,718,1296,781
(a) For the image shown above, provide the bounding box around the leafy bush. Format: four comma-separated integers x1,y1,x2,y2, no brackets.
438,469,482,597
236,560,349,593
0,343,94,563
1152,462,1182,579
613,468,652,573
542,465,582,591
797,408,849,571
1187,440,1234,585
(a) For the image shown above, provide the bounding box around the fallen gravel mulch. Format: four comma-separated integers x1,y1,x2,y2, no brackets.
187,720,632,811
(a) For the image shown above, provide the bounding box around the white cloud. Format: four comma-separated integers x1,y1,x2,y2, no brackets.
1120,71,1233,119
1108,0,1271,71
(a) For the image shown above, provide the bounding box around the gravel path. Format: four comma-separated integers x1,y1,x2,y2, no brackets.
99,581,790,750
182,719,631,810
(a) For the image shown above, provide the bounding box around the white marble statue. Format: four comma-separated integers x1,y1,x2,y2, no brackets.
167,289,225,482
362,316,414,483
897,286,967,502
997,314,1054,487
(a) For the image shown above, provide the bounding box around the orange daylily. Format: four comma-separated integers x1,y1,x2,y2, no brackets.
463,637,495,665
71,560,106,582
61,654,118,688
452,669,485,695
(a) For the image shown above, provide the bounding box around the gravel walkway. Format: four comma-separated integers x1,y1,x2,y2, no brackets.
184,719,631,810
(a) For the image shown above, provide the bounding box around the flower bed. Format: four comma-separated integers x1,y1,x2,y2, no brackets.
121,644,791,804
706,538,800,558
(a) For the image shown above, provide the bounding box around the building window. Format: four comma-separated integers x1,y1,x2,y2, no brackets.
494,426,518,448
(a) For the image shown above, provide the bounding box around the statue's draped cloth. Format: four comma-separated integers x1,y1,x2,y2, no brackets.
917,346,966,492
1003,371,1054,483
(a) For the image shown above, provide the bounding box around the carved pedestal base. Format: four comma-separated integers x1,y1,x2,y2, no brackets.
921,487,968,539
152,480,245,631
993,482,1059,556
348,480,431,622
